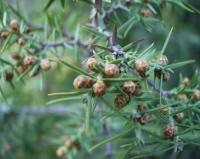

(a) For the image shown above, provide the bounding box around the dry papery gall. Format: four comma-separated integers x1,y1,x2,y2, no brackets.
56,146,67,158
135,59,149,76
164,125,177,139
73,75,93,89
104,63,120,77
122,81,136,94
1,31,9,39
114,94,130,109
23,55,37,66
40,59,51,71
193,90,200,100
17,38,26,46
10,19,19,32
182,78,189,87
159,55,169,66
92,81,106,96
173,112,184,121
86,57,98,71
140,9,152,17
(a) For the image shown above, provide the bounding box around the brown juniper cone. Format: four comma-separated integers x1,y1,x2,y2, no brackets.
10,19,19,32
122,81,136,94
159,55,169,66
137,114,148,125
193,90,200,100
92,81,106,96
154,69,170,81
164,125,177,139
104,63,120,77
114,94,130,109
132,83,143,97
23,55,37,67
135,59,149,77
73,75,93,89
65,138,74,149
86,57,98,71
0,31,9,39
56,146,67,158
17,38,26,46
140,9,152,17
173,112,184,121
40,59,51,71
182,78,189,87
178,94,188,101
5,71,14,82
17,64,28,74
160,108,169,115
11,52,22,61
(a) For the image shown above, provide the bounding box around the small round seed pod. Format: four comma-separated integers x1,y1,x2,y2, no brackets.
65,138,74,149
11,52,21,61
123,81,136,94
92,81,106,96
114,94,130,109
10,19,19,32
23,55,37,66
40,59,51,71
86,57,98,71
178,94,188,101
135,59,149,76
173,112,184,121
104,64,120,77
193,90,200,100
17,64,28,74
160,108,169,115
5,71,14,82
182,78,189,87
56,146,67,158
140,9,151,17
73,75,93,89
1,31,9,39
132,83,143,97
17,38,26,46
159,55,169,66
164,125,177,139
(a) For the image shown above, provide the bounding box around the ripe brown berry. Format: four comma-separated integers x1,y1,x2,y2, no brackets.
104,64,120,77
178,94,188,101
140,9,151,17
56,146,67,158
73,75,93,89
5,71,14,82
86,57,98,71
159,55,168,66
23,55,37,66
10,19,19,32
11,52,21,61
17,38,26,46
135,59,149,76
65,139,74,149
1,31,9,39
92,81,106,96
123,81,136,94
193,90,200,100
164,125,177,139
40,59,51,71
173,112,184,121
182,78,189,87
114,94,130,109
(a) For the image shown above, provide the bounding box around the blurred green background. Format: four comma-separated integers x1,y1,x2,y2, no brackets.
0,0,200,159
